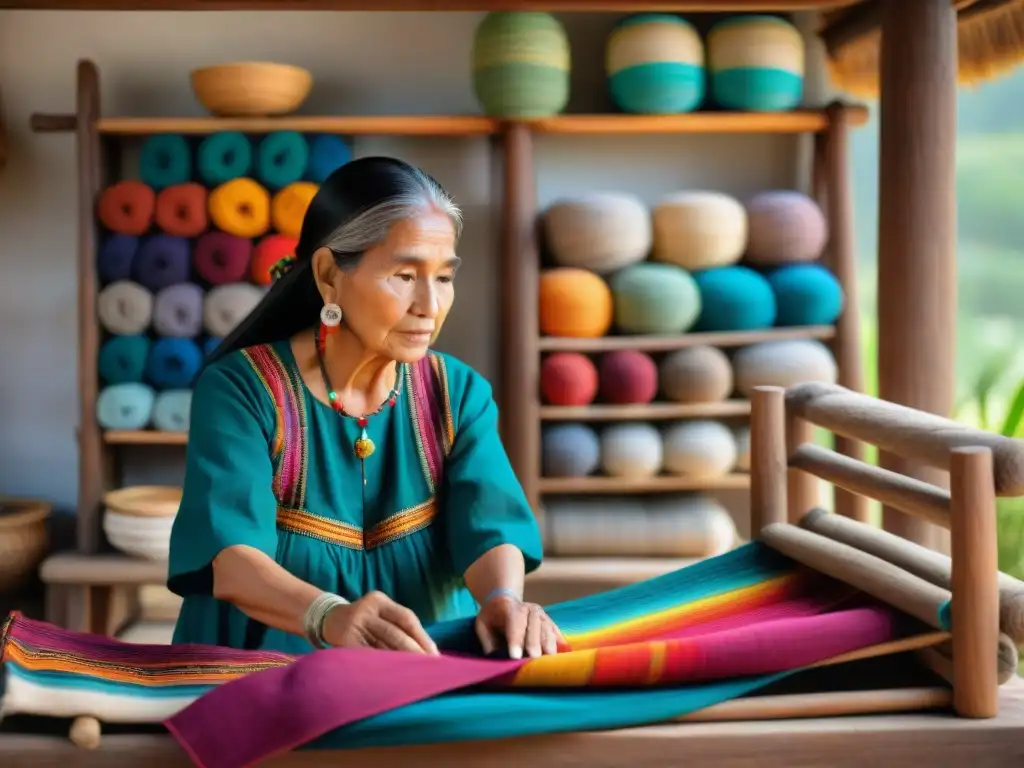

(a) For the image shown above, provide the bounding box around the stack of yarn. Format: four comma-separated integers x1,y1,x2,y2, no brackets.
94,130,352,433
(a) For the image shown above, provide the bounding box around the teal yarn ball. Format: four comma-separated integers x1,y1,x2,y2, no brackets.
606,14,705,115
693,265,777,332
707,16,804,112
472,12,571,117
610,263,701,334
768,264,844,326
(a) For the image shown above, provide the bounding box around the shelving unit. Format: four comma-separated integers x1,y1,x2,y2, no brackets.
498,102,870,572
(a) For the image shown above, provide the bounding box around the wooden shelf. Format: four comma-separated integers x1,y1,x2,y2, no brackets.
541,400,750,421
538,325,836,353
539,473,750,495
525,107,869,135
103,430,187,446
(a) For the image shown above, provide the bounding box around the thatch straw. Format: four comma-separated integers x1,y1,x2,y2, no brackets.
823,0,1024,98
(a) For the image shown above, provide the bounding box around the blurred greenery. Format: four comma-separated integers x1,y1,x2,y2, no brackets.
847,67,1024,582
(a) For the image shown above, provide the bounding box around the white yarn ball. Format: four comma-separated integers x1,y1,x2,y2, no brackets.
652,191,747,269
733,426,751,472
544,192,652,273
662,420,738,478
732,339,838,398
600,423,663,478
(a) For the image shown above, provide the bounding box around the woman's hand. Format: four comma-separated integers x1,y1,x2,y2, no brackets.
322,591,438,655
475,592,564,659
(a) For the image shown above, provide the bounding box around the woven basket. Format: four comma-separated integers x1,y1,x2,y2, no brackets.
0,498,51,593
190,62,313,117
103,486,181,561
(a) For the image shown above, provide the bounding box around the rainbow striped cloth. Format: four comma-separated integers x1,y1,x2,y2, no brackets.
1,544,925,768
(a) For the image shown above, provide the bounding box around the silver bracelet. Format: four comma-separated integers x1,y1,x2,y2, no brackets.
302,592,349,649
482,587,522,606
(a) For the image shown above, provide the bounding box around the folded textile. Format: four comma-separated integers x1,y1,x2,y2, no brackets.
193,231,252,286
97,235,139,285
140,134,192,190
133,235,192,292
197,132,252,186
153,389,193,433
251,233,297,286
155,183,209,238
95,382,155,430
271,182,318,239
97,280,153,335
153,283,205,338
145,337,203,390
256,131,309,190
97,181,155,236
98,334,150,384
204,283,263,338
208,178,271,238
305,134,352,183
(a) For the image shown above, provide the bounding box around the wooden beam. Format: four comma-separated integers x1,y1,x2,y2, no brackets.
876,0,958,550
0,0,862,9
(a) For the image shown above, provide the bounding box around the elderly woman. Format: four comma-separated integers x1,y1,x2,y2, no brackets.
167,157,560,661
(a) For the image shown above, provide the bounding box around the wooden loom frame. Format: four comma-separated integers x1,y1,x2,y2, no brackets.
748,382,1021,719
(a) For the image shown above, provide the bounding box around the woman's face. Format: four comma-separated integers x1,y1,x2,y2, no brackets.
316,209,460,363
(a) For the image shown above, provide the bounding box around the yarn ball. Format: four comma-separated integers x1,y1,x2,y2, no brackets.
305,135,352,183
540,353,599,406
600,423,663,478
539,268,614,338
98,335,150,385
132,235,191,292
652,191,747,269
707,15,804,112
208,178,271,239
598,350,658,405
605,14,705,115
692,265,777,332
204,283,264,338
543,193,651,273
542,424,601,477
610,263,701,335
472,12,571,118
152,390,193,433
745,190,828,265
96,181,156,236
97,281,153,335
196,131,253,186
251,234,299,286
768,264,844,326
660,346,734,403
271,182,318,239
145,338,203,390
139,134,191,190
97,235,139,285
154,183,209,238
662,420,738,478
96,383,155,431
153,283,205,338
732,339,838,397
256,131,309,190
733,426,751,472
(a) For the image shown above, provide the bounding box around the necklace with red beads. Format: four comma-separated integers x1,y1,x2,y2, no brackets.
314,326,403,480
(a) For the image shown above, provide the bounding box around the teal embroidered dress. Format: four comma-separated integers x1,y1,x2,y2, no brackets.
167,340,542,654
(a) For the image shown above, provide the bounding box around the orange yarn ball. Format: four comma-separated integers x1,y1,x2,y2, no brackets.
271,182,319,239
539,268,613,338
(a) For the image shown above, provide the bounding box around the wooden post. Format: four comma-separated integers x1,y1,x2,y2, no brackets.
750,387,787,538
786,414,817,523
949,446,999,718
822,102,869,524
876,0,958,549
499,123,540,515
75,60,107,554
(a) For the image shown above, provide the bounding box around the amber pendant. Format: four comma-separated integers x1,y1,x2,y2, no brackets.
354,428,375,460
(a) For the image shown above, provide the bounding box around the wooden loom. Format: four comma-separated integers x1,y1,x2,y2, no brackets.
4,382,1024,766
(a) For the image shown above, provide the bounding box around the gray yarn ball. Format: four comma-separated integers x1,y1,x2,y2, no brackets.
542,423,601,477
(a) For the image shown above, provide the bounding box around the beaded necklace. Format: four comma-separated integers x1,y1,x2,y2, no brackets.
313,327,403,480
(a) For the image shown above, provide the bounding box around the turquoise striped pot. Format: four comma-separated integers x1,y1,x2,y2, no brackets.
708,15,804,112
471,12,571,118
605,14,705,114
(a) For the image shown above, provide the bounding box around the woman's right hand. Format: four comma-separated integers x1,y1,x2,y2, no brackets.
322,590,438,655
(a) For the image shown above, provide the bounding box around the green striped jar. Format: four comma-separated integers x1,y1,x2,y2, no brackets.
471,12,571,118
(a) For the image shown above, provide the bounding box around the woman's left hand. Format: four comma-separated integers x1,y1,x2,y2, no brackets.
475,592,565,659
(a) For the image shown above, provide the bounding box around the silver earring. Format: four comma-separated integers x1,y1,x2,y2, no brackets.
320,303,342,327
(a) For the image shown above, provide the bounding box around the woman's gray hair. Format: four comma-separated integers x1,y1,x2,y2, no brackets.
322,165,463,269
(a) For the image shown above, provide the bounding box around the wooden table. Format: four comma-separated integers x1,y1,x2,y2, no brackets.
2,681,1023,768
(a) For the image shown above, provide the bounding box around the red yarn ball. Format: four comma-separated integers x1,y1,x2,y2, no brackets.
598,350,658,404
540,353,599,406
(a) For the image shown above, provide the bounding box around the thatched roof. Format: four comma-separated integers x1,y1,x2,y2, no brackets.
822,0,1024,96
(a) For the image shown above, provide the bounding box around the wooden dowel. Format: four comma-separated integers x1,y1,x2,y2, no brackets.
786,419,817,523
30,113,78,132
950,446,1000,719
799,508,1024,645
761,523,950,629
917,633,1019,688
786,382,1024,496
750,386,787,538
790,444,951,528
